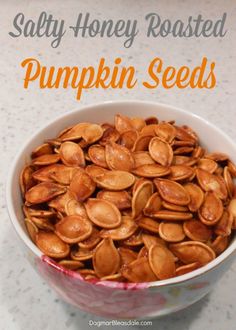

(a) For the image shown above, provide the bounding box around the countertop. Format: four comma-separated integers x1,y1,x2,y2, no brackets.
0,0,236,329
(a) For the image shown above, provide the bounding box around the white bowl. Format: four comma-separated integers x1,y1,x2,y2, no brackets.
6,101,236,319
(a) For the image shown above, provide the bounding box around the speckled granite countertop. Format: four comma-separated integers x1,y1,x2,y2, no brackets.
0,1,236,329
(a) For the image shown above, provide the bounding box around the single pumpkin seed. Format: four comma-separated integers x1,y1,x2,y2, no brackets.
100,216,138,240
176,262,200,276
149,244,176,279
93,238,120,278
120,129,139,150
198,192,223,226
184,183,204,212
105,142,134,171
159,222,185,242
132,180,153,218
228,199,236,229
196,168,228,200
94,170,135,190
114,114,133,134
132,135,153,151
55,215,93,243
154,178,190,206
183,219,212,242
58,260,84,270
149,137,173,166
81,123,103,144
59,141,85,167
170,241,215,265
155,122,176,143
133,164,170,178
59,122,90,141
69,171,96,202
97,190,131,210
168,165,194,181
88,144,108,168
36,231,70,258
25,182,66,204
85,198,121,228
198,158,218,173
64,199,88,219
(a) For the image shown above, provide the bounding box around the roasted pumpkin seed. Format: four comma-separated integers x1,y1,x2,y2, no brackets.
55,215,93,243
149,137,173,166
100,216,138,240
93,238,120,278
149,244,176,279
159,222,185,242
25,182,66,204
170,241,215,265
59,141,85,167
85,198,121,228
154,179,190,206
36,231,70,258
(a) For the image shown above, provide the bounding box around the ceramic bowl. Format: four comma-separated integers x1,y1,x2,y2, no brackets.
6,101,236,319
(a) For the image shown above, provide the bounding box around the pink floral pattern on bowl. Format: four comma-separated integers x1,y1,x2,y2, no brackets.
38,256,167,318
34,255,214,319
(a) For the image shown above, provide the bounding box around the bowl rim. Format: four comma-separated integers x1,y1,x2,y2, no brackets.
6,99,236,289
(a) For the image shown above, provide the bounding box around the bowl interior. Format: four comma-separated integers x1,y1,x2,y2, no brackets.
7,100,236,286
